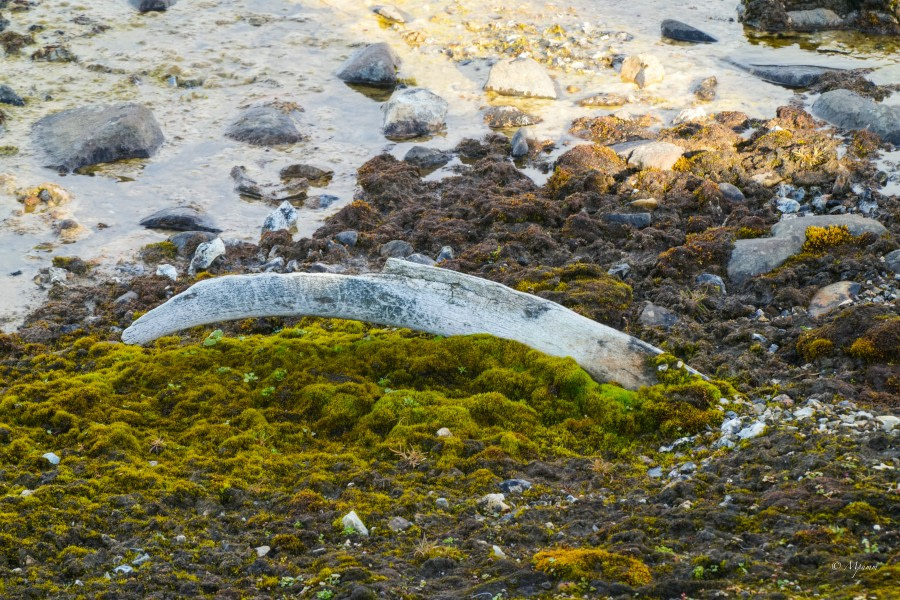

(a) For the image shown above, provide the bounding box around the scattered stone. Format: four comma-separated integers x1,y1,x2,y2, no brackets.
483,106,541,129
578,93,628,107
436,246,454,262
334,230,359,247
809,281,860,318
155,264,178,281
435,497,449,509
31,45,77,62
169,231,216,257
337,43,400,88
730,60,842,88
884,249,900,274
608,262,631,278
639,302,678,329
436,427,452,437
812,89,900,144
721,417,742,435
737,422,766,439
718,182,745,202
793,407,815,419
262,201,299,233
403,253,436,266
131,0,178,12
618,140,684,170
484,57,557,99
404,146,452,169
602,213,652,228
647,467,663,478
875,415,898,433
696,273,726,295
307,194,338,209
226,106,303,147
0,84,24,106
113,564,134,575
341,511,369,536
279,164,333,185
189,238,225,274
661,19,717,43
382,88,448,139
387,516,411,532
42,452,60,465
499,479,532,494
231,166,308,202
32,103,164,172
775,197,801,213
673,107,707,124
255,546,270,558
115,291,138,304
379,239,413,258
694,76,718,101
620,54,665,88
373,5,406,24
492,545,507,559
48,267,69,285
510,128,529,158
140,207,221,233
479,493,510,512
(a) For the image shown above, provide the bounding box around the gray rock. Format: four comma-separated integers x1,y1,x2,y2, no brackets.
32,103,164,172
510,128,529,158
812,89,900,145
884,249,900,274
618,141,684,170
379,240,413,258
169,231,216,257
341,511,369,536
787,8,845,31
435,497,450,509
602,213,652,228
403,253,436,266
620,54,665,88
113,564,134,575
337,43,400,88
578,93,629,107
498,479,532,494
404,146,452,168
131,553,151,566
484,106,541,129
808,281,860,318
131,0,177,11
382,88,448,139
373,5,406,23
484,57,557,99
387,516,411,531
279,164,333,185
42,452,60,465
255,546,270,558
694,76,718,101
721,417,742,435
696,273,726,295
639,302,678,329
479,493,510,512
661,19,717,43
728,215,887,282
737,421,766,439
115,291,139,305
335,230,359,247
608,263,631,278
262,201,299,233
436,246,454,262
155,264,178,281
189,238,225,273
647,466,663,478
140,207,221,233
729,60,842,88
0,84,24,106
226,106,303,147
776,197,801,213
718,182,745,202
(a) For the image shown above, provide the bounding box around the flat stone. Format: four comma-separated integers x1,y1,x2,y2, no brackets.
620,141,684,170
661,19,717,43
812,89,900,145
484,106,541,129
379,240,413,258
32,103,164,172
0,84,24,106
578,93,629,107
808,281,860,318
382,88,448,139
131,0,177,11
225,106,303,147
404,146,452,168
279,164,333,185
337,43,400,88
484,57,557,99
403,253,436,266
262,201,299,233
639,302,678,329
602,212,652,228
787,8,845,31
620,54,665,88
140,207,221,233
510,128,529,158
729,60,842,88
341,511,369,536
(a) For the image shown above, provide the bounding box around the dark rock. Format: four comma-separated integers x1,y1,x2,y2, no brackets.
306,194,338,209
169,231,216,257
661,19,717,43
884,249,900,274
498,479,532,494
348,586,378,600
279,164,333,185
403,253,435,266
812,89,900,145
131,0,177,11
420,557,457,578
231,166,308,202
0,84,24,106
483,106,541,129
696,273,727,295
226,106,303,147
334,230,358,247
693,76,718,101
379,240,413,258
639,302,679,329
140,207,221,233
718,182,745,202
404,146,452,169
382,88,448,140
337,43,400,88
729,60,843,88
32,103,164,172
0,14,8,33
601,213,652,228
510,128,529,158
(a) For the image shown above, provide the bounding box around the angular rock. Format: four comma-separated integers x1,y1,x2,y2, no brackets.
0,84,24,106
404,145,452,169
337,43,400,88
639,302,678,329
334,230,358,247
812,89,900,145
226,106,303,147
661,19,717,43
42,452,60,465
483,106,541,129
262,201,299,233
32,103,164,172
484,57,557,99
808,281,860,318
140,207,221,233
341,511,369,536
602,212,652,228
156,264,178,281
189,238,225,274
620,54,665,88
694,76,718,101
718,182,745,202
382,88,448,139
621,141,684,170
379,240,413,258
131,0,177,11
169,231,216,257
510,128,529,158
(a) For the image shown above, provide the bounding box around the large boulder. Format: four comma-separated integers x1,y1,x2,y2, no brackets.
484,57,557,99
740,0,899,35
131,0,177,12
382,88,448,139
812,89,900,145
336,43,401,88
660,19,717,43
32,103,164,172
615,141,685,171
225,106,303,147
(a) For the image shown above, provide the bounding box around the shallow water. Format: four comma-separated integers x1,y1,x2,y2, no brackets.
0,0,897,329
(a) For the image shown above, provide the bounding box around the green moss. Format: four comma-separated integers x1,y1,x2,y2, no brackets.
514,262,632,323
139,241,178,263
533,547,652,586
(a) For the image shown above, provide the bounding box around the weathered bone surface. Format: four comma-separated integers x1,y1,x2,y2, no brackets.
122,259,699,389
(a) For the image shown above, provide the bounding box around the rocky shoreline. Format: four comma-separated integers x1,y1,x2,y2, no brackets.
1,1,898,599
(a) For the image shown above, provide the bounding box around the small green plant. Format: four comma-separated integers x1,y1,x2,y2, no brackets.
862,538,879,554
203,329,224,346
272,368,288,381
654,545,675,555
316,590,334,600
243,372,259,383
342,524,358,536
260,386,275,397
692,566,705,580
